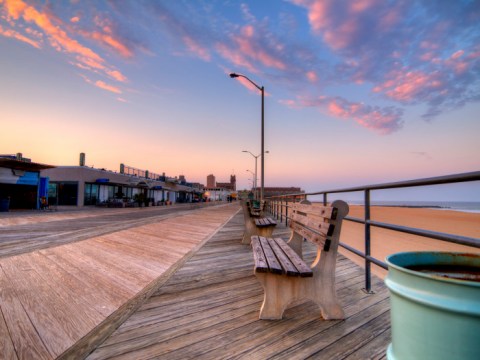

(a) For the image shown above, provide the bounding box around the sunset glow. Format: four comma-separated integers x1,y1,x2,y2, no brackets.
1,0,479,197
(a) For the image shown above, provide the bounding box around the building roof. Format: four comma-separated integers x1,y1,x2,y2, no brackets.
0,158,55,172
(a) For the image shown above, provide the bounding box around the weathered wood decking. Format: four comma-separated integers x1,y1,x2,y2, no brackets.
88,209,391,359
0,204,239,359
0,204,391,359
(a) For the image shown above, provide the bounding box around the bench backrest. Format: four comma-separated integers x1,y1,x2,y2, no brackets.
288,200,349,253
245,199,266,217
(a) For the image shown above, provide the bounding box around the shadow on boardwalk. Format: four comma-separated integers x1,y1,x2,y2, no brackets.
88,210,391,359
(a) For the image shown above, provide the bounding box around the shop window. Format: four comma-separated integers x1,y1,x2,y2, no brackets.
84,183,98,205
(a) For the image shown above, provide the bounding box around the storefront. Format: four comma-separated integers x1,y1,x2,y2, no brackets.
41,165,197,207
0,155,54,210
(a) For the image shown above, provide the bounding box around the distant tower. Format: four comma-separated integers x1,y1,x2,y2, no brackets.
230,174,236,191
207,174,216,188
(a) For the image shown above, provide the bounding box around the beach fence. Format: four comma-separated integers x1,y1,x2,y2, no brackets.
266,171,480,293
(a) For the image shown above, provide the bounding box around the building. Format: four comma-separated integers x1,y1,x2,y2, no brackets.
206,174,216,188
204,174,237,201
216,174,236,191
0,153,55,210
39,154,201,207
262,187,304,198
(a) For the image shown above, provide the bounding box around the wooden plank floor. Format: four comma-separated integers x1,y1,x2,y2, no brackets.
0,204,240,360
0,204,219,258
88,211,391,360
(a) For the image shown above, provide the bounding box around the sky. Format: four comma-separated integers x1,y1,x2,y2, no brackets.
1,0,479,200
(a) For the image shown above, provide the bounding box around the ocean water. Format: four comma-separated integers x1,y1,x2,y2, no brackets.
348,201,480,213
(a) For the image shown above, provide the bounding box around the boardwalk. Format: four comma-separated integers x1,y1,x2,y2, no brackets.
89,210,391,359
0,204,239,359
0,204,391,359
0,204,220,258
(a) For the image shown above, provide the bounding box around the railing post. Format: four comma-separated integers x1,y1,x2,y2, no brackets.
323,193,327,205
364,189,374,293
285,199,289,226
280,198,283,223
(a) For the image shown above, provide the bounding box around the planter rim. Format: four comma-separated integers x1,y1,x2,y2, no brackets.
386,251,480,287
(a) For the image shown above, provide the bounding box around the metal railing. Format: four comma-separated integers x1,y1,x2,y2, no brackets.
266,171,480,292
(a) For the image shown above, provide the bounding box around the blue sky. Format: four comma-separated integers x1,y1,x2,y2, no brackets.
1,0,479,200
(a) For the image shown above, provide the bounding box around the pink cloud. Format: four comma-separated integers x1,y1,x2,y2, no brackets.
216,43,256,73
70,16,80,23
375,44,477,106
293,0,407,55
107,70,127,83
216,24,287,73
373,69,445,102
183,35,211,61
293,0,372,51
3,0,104,64
306,71,318,82
234,25,286,70
386,72,431,101
2,0,27,19
236,76,261,93
451,50,464,60
2,0,129,89
0,24,40,48
282,95,403,134
94,80,122,94
82,29,134,58
296,0,328,32
350,0,376,13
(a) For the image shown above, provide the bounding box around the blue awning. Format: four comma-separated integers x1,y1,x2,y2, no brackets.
96,178,110,183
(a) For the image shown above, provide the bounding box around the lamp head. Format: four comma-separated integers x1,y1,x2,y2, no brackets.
230,73,239,78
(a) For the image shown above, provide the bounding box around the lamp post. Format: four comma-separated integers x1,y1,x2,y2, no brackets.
246,169,257,198
230,72,265,201
242,150,269,200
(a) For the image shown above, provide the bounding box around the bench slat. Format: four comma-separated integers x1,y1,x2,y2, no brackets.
255,217,277,227
267,218,277,226
290,203,335,218
251,236,269,273
258,236,283,275
290,221,329,248
267,238,300,277
290,213,333,237
272,238,313,277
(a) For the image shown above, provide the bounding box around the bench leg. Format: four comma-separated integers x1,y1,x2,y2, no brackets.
256,226,275,238
312,250,345,320
243,223,275,244
242,219,257,244
255,273,292,320
254,272,344,320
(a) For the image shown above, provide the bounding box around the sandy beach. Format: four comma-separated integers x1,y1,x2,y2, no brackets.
339,206,480,279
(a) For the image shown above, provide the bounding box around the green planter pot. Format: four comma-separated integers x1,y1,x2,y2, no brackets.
385,252,480,360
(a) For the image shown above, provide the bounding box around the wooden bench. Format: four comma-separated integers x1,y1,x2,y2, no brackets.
247,200,264,217
241,200,277,244
251,200,349,320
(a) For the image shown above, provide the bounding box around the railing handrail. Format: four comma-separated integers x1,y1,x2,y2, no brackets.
269,171,480,198
265,171,480,293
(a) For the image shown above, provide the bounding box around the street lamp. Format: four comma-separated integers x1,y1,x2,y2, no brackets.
242,150,269,200
230,72,266,200
246,169,257,197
